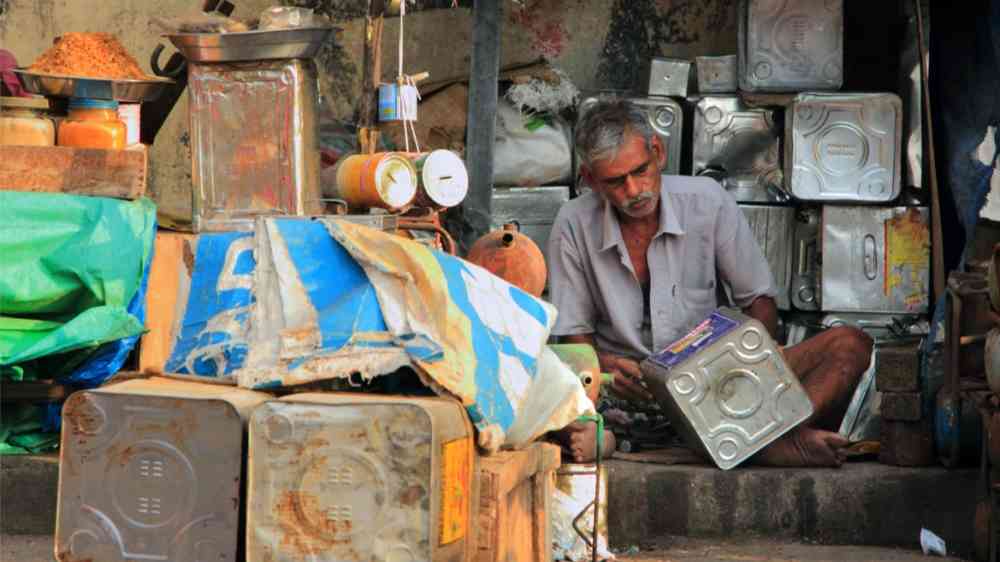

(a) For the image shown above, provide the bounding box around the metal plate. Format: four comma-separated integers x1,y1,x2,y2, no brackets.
696,55,738,93
739,205,795,310
189,59,323,232
791,207,821,310
639,57,692,97
787,93,903,203
641,309,813,470
692,96,784,203
491,186,570,261
14,69,173,102
167,27,337,63
576,93,683,189
738,0,844,92
247,393,473,562
822,206,930,313
55,378,270,562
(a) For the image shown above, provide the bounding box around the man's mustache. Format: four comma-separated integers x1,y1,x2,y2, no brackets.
626,192,654,207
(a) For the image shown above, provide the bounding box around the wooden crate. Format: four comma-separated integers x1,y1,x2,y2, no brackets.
476,442,560,562
138,231,196,373
0,144,147,199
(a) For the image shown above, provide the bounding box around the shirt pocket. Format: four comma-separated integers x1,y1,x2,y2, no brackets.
679,286,717,323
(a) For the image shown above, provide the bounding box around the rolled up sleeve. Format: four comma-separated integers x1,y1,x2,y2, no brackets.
548,217,596,336
714,193,776,308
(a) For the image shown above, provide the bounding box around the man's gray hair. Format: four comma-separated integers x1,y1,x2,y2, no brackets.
575,99,657,170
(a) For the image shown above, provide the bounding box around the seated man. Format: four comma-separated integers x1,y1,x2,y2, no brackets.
549,100,873,467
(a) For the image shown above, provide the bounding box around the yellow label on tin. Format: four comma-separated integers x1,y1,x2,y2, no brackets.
884,210,930,297
439,437,472,545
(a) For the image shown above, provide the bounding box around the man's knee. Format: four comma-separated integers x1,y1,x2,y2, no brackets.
827,326,873,372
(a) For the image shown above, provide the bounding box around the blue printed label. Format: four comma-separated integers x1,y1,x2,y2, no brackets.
649,311,739,370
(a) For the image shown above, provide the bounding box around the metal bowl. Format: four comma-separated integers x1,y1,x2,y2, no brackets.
166,27,337,63
13,70,174,102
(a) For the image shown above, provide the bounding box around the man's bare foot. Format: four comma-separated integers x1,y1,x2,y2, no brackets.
753,426,849,468
559,421,617,463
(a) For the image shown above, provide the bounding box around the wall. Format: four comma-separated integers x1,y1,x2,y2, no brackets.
1,0,736,225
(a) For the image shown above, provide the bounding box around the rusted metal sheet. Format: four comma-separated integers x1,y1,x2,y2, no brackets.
880,391,922,422
55,377,271,562
879,418,935,466
876,340,922,393
247,392,475,562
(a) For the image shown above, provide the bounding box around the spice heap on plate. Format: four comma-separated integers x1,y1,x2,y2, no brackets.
28,32,147,79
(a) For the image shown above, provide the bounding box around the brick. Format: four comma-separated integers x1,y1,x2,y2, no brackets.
879,419,935,466
875,341,921,392
881,391,923,421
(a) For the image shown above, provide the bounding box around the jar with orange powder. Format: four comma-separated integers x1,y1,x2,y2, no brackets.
0,96,55,146
57,98,126,149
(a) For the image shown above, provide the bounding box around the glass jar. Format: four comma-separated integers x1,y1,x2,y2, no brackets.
0,96,56,146
57,98,126,149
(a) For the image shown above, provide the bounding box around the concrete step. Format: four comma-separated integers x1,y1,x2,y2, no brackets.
606,460,980,558
1,454,59,535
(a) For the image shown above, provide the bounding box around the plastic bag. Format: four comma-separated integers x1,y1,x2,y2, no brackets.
259,7,315,30
493,100,572,187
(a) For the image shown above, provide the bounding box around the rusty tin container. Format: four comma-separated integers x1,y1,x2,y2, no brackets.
738,0,844,92
739,204,795,310
189,59,323,232
55,377,271,562
328,152,418,211
786,93,903,203
466,223,547,298
246,392,476,562
640,308,813,470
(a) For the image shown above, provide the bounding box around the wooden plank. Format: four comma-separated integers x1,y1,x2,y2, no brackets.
0,144,147,199
139,231,196,374
0,380,71,402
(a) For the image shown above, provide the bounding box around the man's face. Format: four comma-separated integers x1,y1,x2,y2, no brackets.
583,132,665,219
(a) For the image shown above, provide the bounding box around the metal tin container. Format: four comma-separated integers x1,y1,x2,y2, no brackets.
553,463,611,561
189,59,323,232
640,308,813,470
409,150,469,209
55,377,271,562
638,57,693,98
821,312,928,340
491,185,570,262
328,152,418,211
692,96,784,203
695,55,738,93
247,393,475,562
822,206,930,313
786,93,903,203
576,93,683,185
791,207,821,311
738,0,844,92
739,204,795,310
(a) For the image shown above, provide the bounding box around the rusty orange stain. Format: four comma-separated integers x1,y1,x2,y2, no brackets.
397,484,425,506
274,490,354,561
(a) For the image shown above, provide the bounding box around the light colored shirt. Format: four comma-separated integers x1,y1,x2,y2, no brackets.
547,175,776,359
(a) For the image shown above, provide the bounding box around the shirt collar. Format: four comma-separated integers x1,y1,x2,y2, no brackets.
599,181,685,252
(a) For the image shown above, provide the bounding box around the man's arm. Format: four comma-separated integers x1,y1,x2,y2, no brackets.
743,295,778,340
560,334,652,402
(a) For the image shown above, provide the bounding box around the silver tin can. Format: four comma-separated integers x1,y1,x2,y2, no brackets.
692,96,784,203
696,55,738,93
246,393,475,562
639,57,693,98
189,59,324,232
739,204,795,310
55,377,271,562
821,206,930,313
576,93,683,189
491,185,570,263
791,207,822,311
641,308,813,470
738,0,844,92
821,312,928,340
786,93,903,203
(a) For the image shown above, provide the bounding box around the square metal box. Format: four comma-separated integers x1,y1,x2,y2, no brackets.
738,0,844,92
786,93,903,203
638,57,693,97
696,55,738,93
55,377,271,562
739,204,795,310
247,393,475,562
821,206,930,313
641,309,813,470
189,59,324,232
692,96,783,203
491,185,570,263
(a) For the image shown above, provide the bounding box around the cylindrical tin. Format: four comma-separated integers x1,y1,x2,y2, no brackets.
329,152,418,211
378,83,418,122
553,463,611,562
408,150,469,208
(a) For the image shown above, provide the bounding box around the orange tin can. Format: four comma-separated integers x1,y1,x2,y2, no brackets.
328,152,417,211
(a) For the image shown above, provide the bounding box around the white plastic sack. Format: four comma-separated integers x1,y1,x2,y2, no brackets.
552,464,615,562
493,100,572,187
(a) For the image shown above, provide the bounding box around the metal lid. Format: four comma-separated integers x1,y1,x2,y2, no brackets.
418,150,468,208
0,96,49,111
374,154,417,209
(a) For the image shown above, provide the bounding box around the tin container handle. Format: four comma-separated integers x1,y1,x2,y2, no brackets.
863,234,878,280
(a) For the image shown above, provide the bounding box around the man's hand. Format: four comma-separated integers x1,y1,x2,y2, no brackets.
598,351,653,403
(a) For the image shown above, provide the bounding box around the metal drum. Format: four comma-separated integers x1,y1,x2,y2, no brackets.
247,393,475,562
189,59,323,232
692,96,783,204
738,0,844,92
640,308,813,470
786,93,903,203
739,204,795,310
55,377,271,562
491,185,569,264
821,206,930,313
